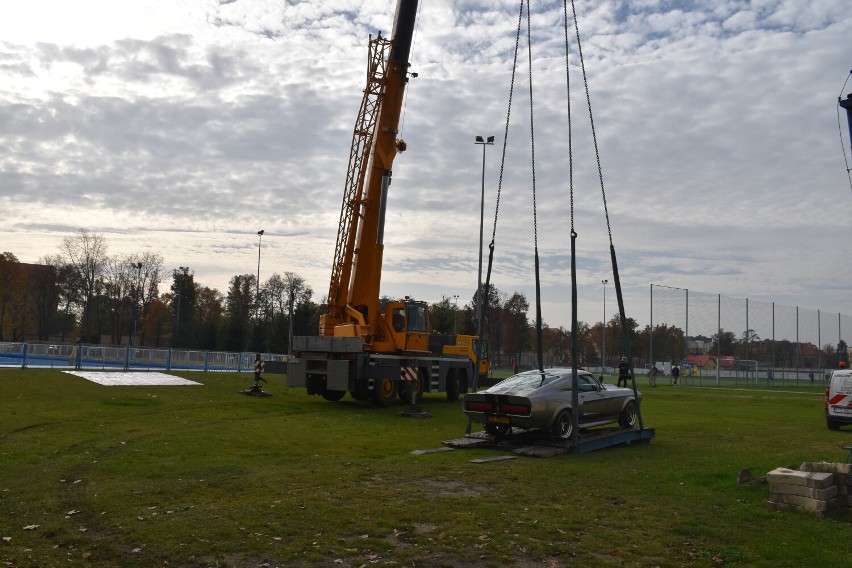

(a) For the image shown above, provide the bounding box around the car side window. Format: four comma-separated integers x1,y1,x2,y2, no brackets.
578,374,598,392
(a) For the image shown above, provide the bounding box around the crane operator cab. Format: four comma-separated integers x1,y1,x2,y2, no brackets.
382,298,430,353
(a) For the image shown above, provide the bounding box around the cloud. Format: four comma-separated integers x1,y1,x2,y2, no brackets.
1,0,851,330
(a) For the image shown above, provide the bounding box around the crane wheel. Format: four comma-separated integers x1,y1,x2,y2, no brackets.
372,378,397,407
321,389,346,402
398,371,424,403
445,371,460,402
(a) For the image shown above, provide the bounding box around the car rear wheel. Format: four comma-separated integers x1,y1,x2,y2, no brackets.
827,417,840,430
619,400,637,429
551,409,573,440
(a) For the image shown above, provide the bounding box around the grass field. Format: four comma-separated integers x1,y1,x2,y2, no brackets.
1,369,851,567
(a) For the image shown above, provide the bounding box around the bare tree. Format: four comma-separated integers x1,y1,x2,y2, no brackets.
60,230,108,342
103,256,138,344
32,255,63,340
129,252,164,346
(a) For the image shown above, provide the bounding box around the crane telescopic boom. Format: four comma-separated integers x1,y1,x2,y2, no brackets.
321,0,418,350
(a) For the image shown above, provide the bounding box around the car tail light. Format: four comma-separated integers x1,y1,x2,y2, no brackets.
825,387,830,414
499,403,531,416
292,351,301,359
466,401,495,412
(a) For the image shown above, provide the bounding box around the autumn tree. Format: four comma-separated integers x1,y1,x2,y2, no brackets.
222,274,255,351
710,329,737,357
501,292,530,366
573,320,594,366
0,252,29,341
193,286,224,349
31,256,62,340
168,266,196,348
646,323,688,363
428,297,456,334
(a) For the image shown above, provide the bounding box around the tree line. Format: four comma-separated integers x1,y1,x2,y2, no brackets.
1,229,707,365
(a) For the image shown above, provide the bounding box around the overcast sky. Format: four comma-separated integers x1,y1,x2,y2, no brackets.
2,0,851,332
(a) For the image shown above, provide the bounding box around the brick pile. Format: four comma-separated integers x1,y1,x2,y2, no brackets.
801,461,852,509
766,462,852,515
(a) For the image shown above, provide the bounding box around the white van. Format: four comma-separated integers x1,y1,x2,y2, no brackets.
825,368,852,430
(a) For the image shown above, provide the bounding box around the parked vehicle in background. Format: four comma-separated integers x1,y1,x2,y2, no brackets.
462,368,641,440
825,367,852,430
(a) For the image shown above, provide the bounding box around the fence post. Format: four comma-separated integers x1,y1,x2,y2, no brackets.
21,342,28,369
124,345,130,371
818,309,822,379
167,347,172,371
716,294,720,386
796,306,800,385
685,288,689,372
772,302,776,385
204,351,209,372
649,284,654,371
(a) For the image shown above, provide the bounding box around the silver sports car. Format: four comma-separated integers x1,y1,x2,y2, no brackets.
463,368,641,439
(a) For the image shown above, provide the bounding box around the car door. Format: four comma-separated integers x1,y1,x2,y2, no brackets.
577,372,609,422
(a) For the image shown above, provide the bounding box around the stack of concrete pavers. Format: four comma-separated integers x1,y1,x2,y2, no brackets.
766,467,838,514
800,461,852,509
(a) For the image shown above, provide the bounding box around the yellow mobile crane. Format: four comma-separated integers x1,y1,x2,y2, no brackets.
287,0,488,406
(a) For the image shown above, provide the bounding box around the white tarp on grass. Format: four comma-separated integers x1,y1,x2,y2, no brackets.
64,371,202,386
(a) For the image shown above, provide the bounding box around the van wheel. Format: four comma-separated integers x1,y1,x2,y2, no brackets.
827,418,841,430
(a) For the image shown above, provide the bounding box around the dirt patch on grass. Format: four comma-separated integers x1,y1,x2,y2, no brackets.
417,477,487,498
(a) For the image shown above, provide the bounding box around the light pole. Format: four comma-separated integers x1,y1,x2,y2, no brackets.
473,135,494,392
132,261,142,346
602,279,608,377
256,229,264,321
288,277,295,358
176,266,188,336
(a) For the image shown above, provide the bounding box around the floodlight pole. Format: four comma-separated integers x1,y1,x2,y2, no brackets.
175,266,188,339
256,230,264,321
602,279,608,378
473,134,494,392
132,261,142,346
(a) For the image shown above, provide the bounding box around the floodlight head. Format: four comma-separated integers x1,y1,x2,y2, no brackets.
475,136,484,143
258,229,264,236
841,93,852,161
487,136,494,144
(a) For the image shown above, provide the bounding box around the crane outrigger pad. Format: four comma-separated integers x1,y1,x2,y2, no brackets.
241,385,271,397
400,405,431,418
